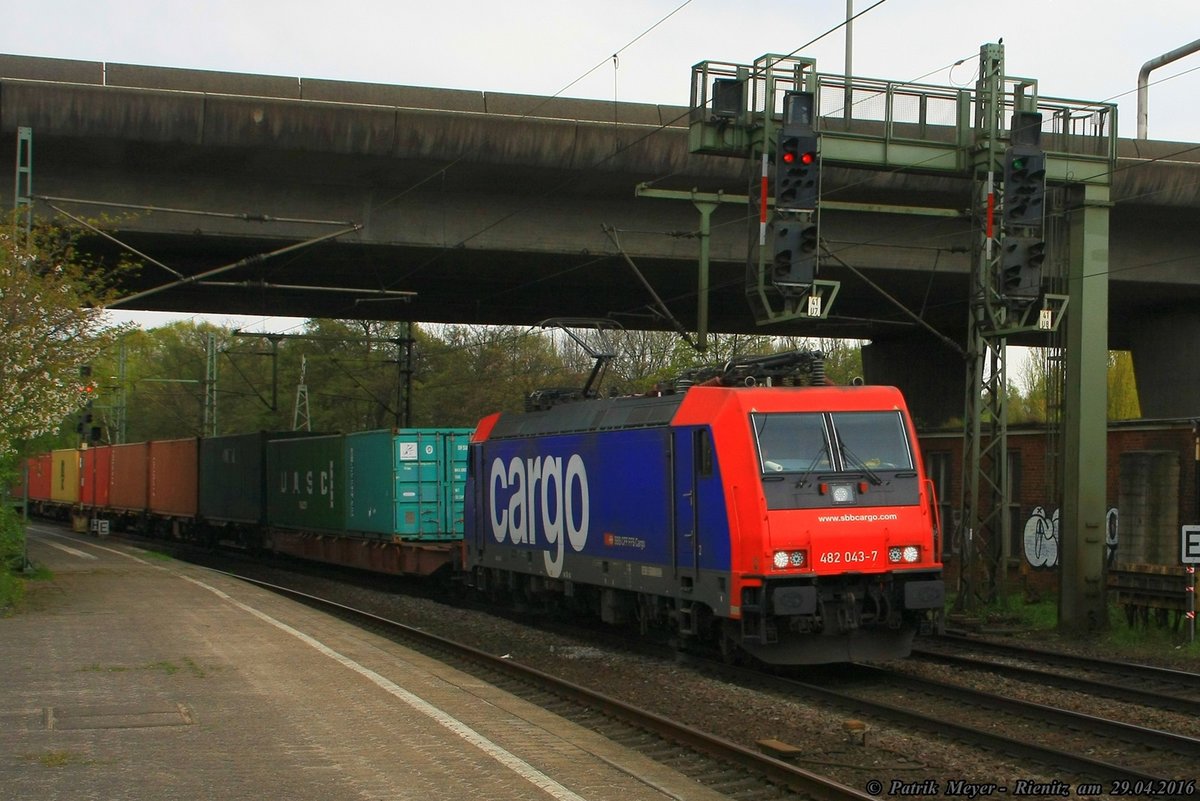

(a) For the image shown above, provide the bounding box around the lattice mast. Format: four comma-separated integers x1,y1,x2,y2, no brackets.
293,355,311,432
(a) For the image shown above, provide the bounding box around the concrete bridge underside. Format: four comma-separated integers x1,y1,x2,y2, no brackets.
3,55,1200,420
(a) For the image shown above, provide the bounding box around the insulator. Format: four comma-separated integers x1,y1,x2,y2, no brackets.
811,358,826,386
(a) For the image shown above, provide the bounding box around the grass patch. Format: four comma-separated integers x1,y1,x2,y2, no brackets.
1105,615,1200,660
140,550,173,562
947,592,1200,664
79,658,211,677
0,569,26,615
24,750,92,768
181,656,207,678
78,663,129,673
947,592,1057,630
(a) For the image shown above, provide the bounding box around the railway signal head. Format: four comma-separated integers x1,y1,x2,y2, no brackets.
999,235,1046,306
771,219,818,290
776,133,819,212
1003,146,1046,229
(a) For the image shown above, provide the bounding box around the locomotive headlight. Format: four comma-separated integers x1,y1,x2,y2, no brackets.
773,550,808,569
829,483,855,504
888,545,922,564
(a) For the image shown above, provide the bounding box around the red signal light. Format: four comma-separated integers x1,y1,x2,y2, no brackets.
782,151,796,164
799,151,815,165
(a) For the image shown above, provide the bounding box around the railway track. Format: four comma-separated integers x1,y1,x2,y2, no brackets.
822,663,1199,782
645,650,1196,795
916,632,1200,715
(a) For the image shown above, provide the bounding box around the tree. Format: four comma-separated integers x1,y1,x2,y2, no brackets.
0,224,127,577
1107,351,1140,420
118,322,220,440
0,226,126,458
411,325,574,426
1015,347,1142,424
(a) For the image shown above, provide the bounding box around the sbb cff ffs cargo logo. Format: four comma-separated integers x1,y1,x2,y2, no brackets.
488,453,591,579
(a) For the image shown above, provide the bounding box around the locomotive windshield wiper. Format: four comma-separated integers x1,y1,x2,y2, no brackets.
838,443,884,485
795,448,831,488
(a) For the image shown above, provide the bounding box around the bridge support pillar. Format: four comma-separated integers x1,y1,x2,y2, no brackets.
1129,311,1200,418
1060,183,1110,634
862,337,964,428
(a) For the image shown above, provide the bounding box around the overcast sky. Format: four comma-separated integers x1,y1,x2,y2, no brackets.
4,0,1198,333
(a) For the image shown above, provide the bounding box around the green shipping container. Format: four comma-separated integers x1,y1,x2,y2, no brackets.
345,428,472,541
200,431,314,524
266,434,346,532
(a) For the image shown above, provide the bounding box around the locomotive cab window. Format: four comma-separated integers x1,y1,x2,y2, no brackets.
754,410,920,510
752,411,914,474
753,412,831,473
829,411,914,471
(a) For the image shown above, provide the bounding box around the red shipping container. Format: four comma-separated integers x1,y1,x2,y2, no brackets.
149,438,198,517
22,454,52,502
80,445,113,509
109,442,149,512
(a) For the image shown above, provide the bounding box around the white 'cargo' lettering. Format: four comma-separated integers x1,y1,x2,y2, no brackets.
489,453,590,579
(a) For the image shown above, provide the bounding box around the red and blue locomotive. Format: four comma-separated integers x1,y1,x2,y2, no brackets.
465,351,945,664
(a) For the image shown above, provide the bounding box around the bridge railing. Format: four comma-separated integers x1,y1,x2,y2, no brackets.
816,75,967,147
689,59,1117,178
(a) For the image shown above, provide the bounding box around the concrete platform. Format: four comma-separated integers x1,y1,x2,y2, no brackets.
1,523,731,801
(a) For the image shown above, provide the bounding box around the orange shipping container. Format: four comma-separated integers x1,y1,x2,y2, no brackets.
148,438,198,517
109,442,149,512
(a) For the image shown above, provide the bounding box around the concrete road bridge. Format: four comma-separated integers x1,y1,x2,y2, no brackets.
3,53,1200,420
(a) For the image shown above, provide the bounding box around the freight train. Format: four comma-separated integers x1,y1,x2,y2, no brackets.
13,350,945,664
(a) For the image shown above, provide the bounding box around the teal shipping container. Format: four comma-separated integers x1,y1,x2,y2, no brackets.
266,434,346,532
345,428,472,541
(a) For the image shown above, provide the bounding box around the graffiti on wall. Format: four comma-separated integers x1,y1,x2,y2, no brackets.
1023,506,1059,568
1105,507,1118,567
1021,506,1119,569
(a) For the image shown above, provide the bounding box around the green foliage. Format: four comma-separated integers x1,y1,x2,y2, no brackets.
411,324,579,426
0,501,27,612
1013,347,1143,424
955,590,1200,661
0,452,29,592
0,562,24,612
0,223,130,456
0,504,23,572
1106,350,1141,420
